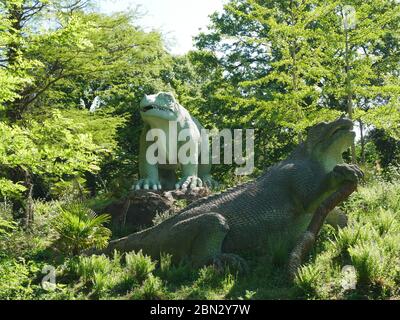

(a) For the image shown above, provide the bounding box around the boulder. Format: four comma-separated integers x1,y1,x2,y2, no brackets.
104,188,211,231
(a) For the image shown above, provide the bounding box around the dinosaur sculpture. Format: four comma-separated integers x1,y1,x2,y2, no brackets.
106,116,363,268
134,92,217,190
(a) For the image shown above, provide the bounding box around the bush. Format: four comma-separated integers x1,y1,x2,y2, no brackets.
125,250,157,284
70,255,115,282
0,217,16,238
348,243,383,286
130,275,165,300
0,201,16,238
294,264,321,298
0,258,39,300
52,203,111,255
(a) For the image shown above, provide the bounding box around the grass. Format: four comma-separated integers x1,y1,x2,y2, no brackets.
0,176,399,300
292,177,400,299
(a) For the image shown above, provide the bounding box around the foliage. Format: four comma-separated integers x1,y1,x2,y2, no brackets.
125,250,157,284
0,258,38,300
294,179,400,299
0,0,399,301
0,111,102,201
52,203,111,255
0,215,17,237
194,0,400,169
0,178,398,300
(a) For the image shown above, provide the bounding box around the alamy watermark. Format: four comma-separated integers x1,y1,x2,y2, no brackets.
341,265,357,291
41,265,56,291
342,5,357,30
145,121,255,175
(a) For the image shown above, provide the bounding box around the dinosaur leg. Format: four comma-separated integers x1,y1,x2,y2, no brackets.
134,124,162,190
175,163,203,189
198,162,218,189
159,168,177,190
163,212,247,272
187,212,229,266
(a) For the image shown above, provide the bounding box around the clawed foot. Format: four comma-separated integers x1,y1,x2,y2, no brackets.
212,253,249,274
133,179,162,190
175,176,203,190
200,175,219,189
333,164,364,184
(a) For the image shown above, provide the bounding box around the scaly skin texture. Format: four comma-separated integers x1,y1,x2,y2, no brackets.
134,92,217,190
107,116,363,269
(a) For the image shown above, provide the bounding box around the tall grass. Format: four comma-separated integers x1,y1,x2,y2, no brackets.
294,179,400,299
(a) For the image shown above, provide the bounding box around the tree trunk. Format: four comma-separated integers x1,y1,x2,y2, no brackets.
344,25,357,163
359,119,365,164
23,169,34,229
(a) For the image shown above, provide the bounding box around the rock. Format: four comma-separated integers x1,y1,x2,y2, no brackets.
104,188,212,231
326,208,348,229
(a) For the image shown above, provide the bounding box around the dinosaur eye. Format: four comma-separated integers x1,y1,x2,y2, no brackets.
165,95,174,103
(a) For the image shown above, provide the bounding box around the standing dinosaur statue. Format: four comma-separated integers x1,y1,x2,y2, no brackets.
134,92,217,190
102,116,363,269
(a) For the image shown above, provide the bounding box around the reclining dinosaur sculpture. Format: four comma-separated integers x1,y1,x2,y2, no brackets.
104,116,362,269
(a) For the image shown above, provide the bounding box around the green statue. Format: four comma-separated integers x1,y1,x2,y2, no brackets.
134,92,217,190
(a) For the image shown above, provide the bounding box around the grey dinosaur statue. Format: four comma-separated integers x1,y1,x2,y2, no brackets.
105,116,363,268
134,92,217,190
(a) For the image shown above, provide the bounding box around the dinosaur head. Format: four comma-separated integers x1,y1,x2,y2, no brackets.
140,92,180,122
305,116,355,170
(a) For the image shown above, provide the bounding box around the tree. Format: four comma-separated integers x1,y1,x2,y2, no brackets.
1,3,174,201
0,0,34,110
195,0,400,169
0,0,95,120
320,1,400,163
194,0,343,175
0,111,102,226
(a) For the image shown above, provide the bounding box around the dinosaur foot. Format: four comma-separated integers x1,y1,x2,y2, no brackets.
175,176,203,190
133,179,162,190
212,253,249,274
200,174,219,189
333,164,364,184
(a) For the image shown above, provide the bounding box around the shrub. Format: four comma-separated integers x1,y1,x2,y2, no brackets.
0,258,39,300
348,243,383,286
156,254,194,285
152,210,176,226
0,202,16,239
125,250,156,284
296,178,400,299
0,217,16,238
70,255,115,282
130,274,165,300
294,264,321,298
52,203,111,255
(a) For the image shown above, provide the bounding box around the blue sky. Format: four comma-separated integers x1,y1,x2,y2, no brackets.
98,0,227,55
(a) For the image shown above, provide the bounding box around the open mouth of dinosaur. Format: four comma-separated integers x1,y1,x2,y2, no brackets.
330,124,354,138
142,105,172,113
